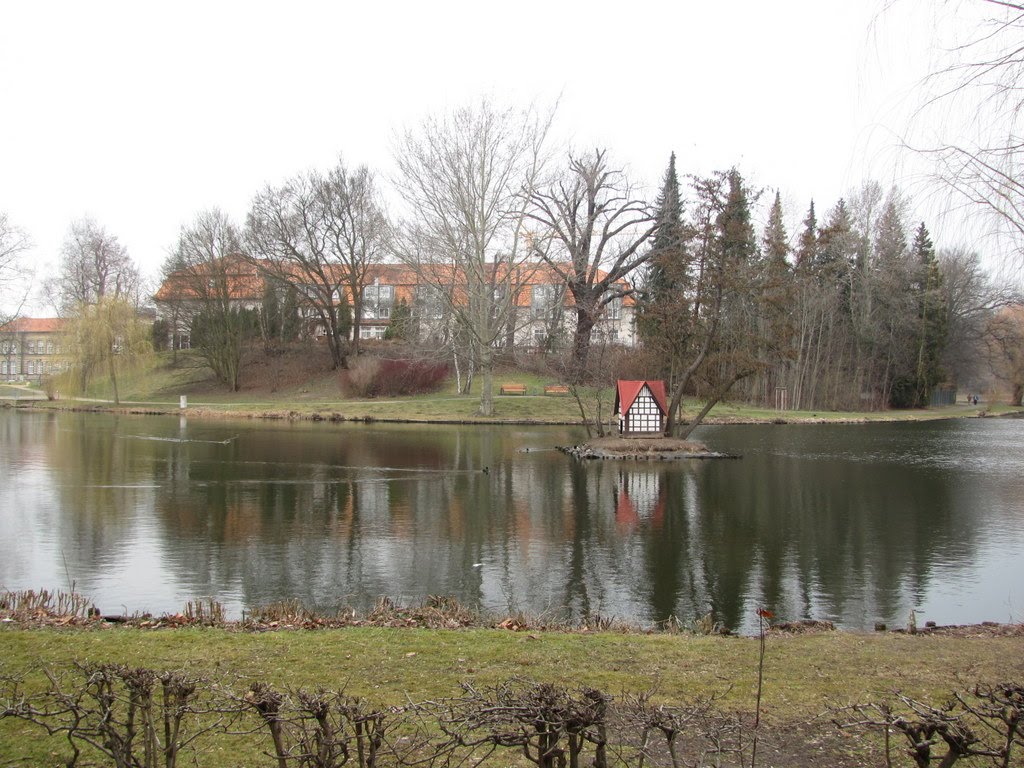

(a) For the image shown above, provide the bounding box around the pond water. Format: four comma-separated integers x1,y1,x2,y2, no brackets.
1,410,1022,633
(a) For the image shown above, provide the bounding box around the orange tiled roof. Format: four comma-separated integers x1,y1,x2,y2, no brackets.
153,255,264,302
0,317,66,334
154,258,636,307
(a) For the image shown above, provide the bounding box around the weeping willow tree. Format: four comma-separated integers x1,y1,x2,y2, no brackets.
60,296,152,404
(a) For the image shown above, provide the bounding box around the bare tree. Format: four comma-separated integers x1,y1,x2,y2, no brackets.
526,149,656,367
985,305,1024,404
939,246,1022,388
48,217,142,313
246,160,387,366
162,209,257,391
321,163,388,354
392,99,553,416
897,1,1024,273
0,212,32,325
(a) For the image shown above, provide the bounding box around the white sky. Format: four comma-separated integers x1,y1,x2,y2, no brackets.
0,0,984,313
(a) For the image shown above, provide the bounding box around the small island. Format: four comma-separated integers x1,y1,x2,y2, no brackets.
559,436,736,460
559,380,738,459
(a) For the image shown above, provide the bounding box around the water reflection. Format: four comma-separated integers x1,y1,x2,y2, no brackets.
2,412,1022,632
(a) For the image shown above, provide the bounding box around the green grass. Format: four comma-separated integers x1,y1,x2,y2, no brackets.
1,625,1021,766
6,349,1022,425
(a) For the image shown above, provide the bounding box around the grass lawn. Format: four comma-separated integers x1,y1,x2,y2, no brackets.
1,624,1021,766
7,348,1021,425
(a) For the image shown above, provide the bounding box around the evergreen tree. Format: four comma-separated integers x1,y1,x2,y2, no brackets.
762,192,789,269
280,285,301,342
670,167,764,436
718,169,757,266
794,201,818,271
873,197,908,267
637,153,689,372
912,222,948,405
385,298,412,341
816,199,856,276
644,152,687,304
760,192,794,366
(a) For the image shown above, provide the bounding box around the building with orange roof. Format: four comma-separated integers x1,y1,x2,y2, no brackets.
154,258,639,350
0,317,69,382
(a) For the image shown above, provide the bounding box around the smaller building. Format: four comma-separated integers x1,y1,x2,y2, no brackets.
615,380,668,437
0,318,68,383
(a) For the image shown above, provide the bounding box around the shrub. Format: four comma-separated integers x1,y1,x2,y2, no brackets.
339,357,449,398
374,359,448,396
338,356,381,398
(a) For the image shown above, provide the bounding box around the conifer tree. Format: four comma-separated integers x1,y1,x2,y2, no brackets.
674,168,763,437
816,199,856,277
873,197,908,267
638,154,688,355
912,222,947,405
644,153,686,303
794,201,818,271
758,192,795,397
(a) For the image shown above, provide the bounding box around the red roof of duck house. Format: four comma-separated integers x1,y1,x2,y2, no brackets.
615,380,668,415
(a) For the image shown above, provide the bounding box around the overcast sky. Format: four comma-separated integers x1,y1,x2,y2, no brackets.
0,0,982,313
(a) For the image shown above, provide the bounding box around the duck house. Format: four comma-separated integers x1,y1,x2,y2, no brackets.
615,380,668,437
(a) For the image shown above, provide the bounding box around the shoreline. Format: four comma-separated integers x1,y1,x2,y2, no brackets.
3,590,1020,638
3,397,1018,428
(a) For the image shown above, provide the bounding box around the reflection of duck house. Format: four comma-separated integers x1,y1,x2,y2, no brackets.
616,471,666,527
615,380,667,437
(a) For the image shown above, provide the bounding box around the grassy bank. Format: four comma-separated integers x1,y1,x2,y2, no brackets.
1,623,1022,766
5,349,1021,425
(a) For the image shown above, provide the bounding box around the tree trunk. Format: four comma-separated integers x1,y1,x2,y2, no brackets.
572,307,596,367
678,372,747,440
350,290,362,356
478,345,494,416
108,354,119,405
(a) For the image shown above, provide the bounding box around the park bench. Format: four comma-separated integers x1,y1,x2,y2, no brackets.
544,385,570,396
500,384,527,395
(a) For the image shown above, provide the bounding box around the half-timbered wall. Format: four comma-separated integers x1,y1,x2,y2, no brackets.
625,384,662,433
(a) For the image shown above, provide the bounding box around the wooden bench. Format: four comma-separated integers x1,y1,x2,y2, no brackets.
544,385,570,396
499,384,527,395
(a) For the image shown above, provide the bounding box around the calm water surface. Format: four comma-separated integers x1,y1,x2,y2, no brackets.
2,410,1022,633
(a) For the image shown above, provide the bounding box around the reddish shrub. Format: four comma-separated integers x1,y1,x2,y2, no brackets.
340,357,449,398
373,359,449,396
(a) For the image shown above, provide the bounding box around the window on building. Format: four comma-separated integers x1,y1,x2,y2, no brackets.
531,284,560,320
416,285,446,319
359,326,386,340
46,342,53,354
362,284,394,319
27,341,35,354
533,328,547,347
604,294,623,320
27,361,34,375
1,362,7,376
